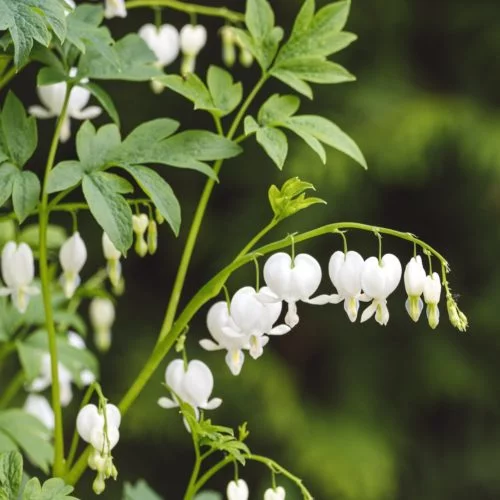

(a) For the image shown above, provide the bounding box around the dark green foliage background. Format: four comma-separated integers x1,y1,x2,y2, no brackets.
5,0,500,498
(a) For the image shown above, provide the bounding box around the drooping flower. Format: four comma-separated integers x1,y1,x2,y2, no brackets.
23,394,55,430
220,26,237,67
147,220,158,254
76,403,121,494
314,250,368,322
200,301,251,375
423,272,441,329
264,486,286,500
0,242,39,313
360,254,402,325
262,252,322,327
158,359,222,420
179,24,207,74
132,214,149,257
404,255,426,322
104,0,127,19
227,479,249,500
59,232,87,299
28,68,101,143
229,286,289,359
102,232,122,288
89,298,115,353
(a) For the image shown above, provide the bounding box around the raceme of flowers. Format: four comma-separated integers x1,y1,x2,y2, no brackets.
200,250,445,376
76,403,121,494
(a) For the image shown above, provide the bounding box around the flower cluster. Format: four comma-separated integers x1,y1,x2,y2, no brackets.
76,403,121,494
226,479,286,500
201,249,450,375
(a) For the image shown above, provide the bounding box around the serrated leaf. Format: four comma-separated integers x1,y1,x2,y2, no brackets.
0,410,53,473
0,450,22,499
0,162,17,206
82,82,120,126
270,68,313,99
66,5,118,70
0,0,67,66
22,477,78,500
76,122,121,172
157,74,214,111
46,161,83,194
256,127,288,169
206,66,243,117
123,480,162,500
12,171,40,223
258,94,300,125
78,34,162,81
119,165,180,236
1,92,37,167
275,58,355,84
82,172,133,253
284,115,366,168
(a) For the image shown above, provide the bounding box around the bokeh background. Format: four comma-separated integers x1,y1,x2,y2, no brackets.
5,0,500,498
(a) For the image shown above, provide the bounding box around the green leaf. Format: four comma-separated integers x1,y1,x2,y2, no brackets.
206,66,243,117
257,94,300,125
284,115,367,168
0,450,22,499
157,74,214,111
256,127,288,169
17,329,98,386
291,0,315,35
22,477,78,500
269,68,313,99
246,0,275,42
97,171,134,194
82,82,120,126
12,171,40,223
0,0,67,66
0,410,53,473
46,161,83,194
76,122,121,172
0,162,17,207
82,172,133,253
19,224,67,251
193,493,222,500
66,5,118,70
119,165,180,236
274,58,355,84
79,34,162,81
36,66,67,86
1,92,37,167
243,116,259,136
123,480,162,500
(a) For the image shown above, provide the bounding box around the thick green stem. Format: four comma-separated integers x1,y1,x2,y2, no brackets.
39,87,72,477
183,435,202,499
125,0,244,22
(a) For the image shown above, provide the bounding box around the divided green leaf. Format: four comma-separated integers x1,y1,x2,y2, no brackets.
123,480,162,500
206,66,243,117
157,74,215,112
46,161,83,194
256,127,288,169
76,122,121,172
12,171,40,223
0,450,22,499
0,163,17,207
22,477,78,500
0,0,67,66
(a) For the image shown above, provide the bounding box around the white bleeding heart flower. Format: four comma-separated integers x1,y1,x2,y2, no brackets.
227,479,249,500
102,232,122,288
404,255,426,322
423,272,441,329
360,254,402,326
180,24,207,74
59,232,87,299
264,486,286,500
262,252,322,327
158,359,222,421
89,298,115,353
200,301,251,376
29,68,101,143
0,242,39,313
23,395,55,430
104,0,127,18
139,23,180,67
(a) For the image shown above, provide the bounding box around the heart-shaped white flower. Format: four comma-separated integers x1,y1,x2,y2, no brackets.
59,232,87,298
227,479,249,500
180,24,207,55
76,403,121,452
404,255,426,322
139,23,180,67
264,486,286,500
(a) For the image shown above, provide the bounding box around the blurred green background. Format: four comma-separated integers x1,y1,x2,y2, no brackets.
7,0,500,498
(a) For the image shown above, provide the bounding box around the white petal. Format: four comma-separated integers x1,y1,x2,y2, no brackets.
227,479,249,500
59,232,87,273
337,251,365,297
199,339,222,351
202,397,222,410
180,24,207,56
343,296,360,322
59,116,71,143
306,294,334,305
269,324,291,335
28,105,54,118
158,396,178,409
225,349,245,376
105,404,121,429
328,250,345,288
381,254,402,296
404,255,426,296
76,404,102,443
284,301,299,328
165,359,186,395
360,302,377,323
264,486,286,500
182,359,214,407
361,257,386,299
423,273,441,304
71,105,102,120
23,395,55,430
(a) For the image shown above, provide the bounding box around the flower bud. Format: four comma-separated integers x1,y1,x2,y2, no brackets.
147,220,158,255
180,24,207,75
104,0,127,19
59,232,87,298
133,214,149,258
446,297,468,332
92,473,105,495
404,256,426,322
221,26,236,67
155,208,165,225
102,233,122,288
239,47,254,67
423,273,441,329
89,298,115,352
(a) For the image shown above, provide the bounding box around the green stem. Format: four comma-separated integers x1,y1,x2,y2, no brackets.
0,371,24,409
193,456,234,493
236,218,278,259
0,65,20,92
39,86,72,477
183,434,202,499
125,0,245,22
0,342,16,365
157,73,268,344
